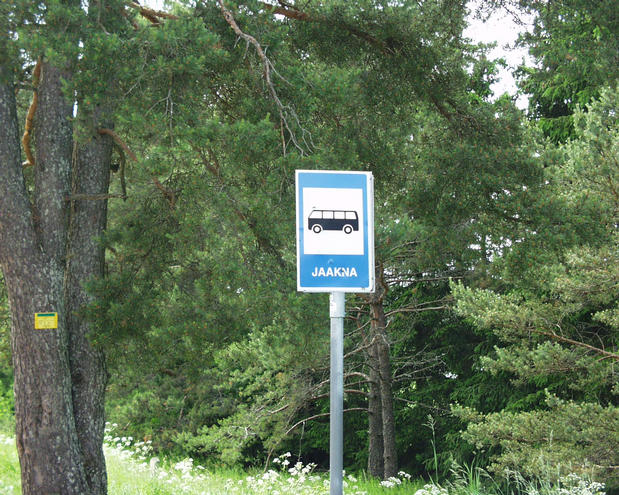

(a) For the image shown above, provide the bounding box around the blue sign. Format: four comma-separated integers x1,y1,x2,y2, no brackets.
296,170,374,292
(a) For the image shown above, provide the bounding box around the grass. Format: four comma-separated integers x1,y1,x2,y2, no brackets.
0,435,19,495
0,433,421,494
1,431,606,495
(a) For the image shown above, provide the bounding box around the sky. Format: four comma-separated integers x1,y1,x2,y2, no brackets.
143,0,533,107
463,2,534,108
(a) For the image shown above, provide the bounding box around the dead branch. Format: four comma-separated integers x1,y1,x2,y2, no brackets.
67,193,127,201
310,371,372,394
383,296,453,318
152,177,176,208
127,1,179,25
285,407,368,435
311,389,369,401
267,404,290,415
116,142,127,200
219,0,312,156
260,1,312,21
344,334,379,360
22,57,42,168
98,127,176,207
385,305,450,317
98,127,138,162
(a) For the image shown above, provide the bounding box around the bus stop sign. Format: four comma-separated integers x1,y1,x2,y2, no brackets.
296,170,374,292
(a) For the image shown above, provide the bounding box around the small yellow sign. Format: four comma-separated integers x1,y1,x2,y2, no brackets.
34,312,58,330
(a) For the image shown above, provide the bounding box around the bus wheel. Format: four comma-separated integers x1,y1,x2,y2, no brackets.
343,225,353,234
313,224,322,233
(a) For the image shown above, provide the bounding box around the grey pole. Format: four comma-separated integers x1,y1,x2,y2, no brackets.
329,291,345,495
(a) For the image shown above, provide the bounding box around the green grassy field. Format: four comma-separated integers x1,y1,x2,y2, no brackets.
1,432,607,495
0,434,422,494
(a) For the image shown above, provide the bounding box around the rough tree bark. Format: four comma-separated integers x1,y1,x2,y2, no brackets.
372,299,398,479
0,40,111,495
367,334,384,478
0,58,93,494
365,265,398,480
66,116,113,493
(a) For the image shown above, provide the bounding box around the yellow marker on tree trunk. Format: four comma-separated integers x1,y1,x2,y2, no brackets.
34,313,58,330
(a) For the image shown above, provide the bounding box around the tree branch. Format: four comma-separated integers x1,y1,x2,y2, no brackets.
260,2,391,54
22,57,41,168
127,1,179,24
219,0,312,155
528,326,619,361
285,408,368,435
67,193,127,201
260,2,312,21
97,127,176,207
310,389,369,402
97,127,138,162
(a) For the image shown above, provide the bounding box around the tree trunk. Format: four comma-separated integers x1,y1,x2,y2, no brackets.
66,122,113,494
365,264,398,480
1,60,91,494
0,49,112,494
368,297,398,479
373,301,397,479
367,335,384,478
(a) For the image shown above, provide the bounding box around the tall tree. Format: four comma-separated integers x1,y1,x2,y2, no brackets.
481,0,619,142
91,0,543,482
0,0,144,491
452,87,619,486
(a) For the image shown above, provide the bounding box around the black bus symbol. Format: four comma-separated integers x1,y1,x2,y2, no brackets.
308,210,359,234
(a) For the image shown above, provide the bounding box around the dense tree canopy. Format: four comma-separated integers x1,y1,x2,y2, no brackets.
0,0,616,492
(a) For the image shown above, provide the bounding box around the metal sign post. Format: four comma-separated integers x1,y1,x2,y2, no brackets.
329,291,345,495
296,170,374,495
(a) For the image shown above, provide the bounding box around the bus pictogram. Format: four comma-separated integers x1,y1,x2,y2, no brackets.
308,210,359,234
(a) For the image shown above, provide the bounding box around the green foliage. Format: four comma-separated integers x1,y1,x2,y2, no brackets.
512,0,619,142
451,88,619,487
0,276,13,435
455,395,618,483
3,0,614,486
81,0,554,481
0,435,19,494
385,282,544,479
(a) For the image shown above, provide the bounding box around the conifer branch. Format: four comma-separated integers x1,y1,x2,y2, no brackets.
127,2,179,25
260,2,312,21
528,327,619,361
219,0,313,156
21,57,42,168
152,176,176,208
260,2,391,54
97,127,176,207
97,127,138,162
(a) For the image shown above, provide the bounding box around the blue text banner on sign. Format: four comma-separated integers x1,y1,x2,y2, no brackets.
296,170,374,293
